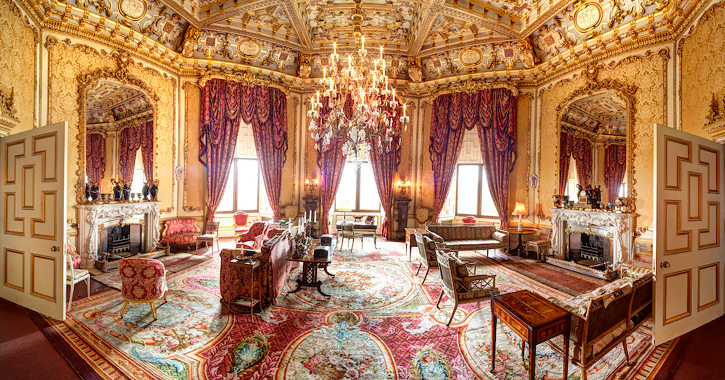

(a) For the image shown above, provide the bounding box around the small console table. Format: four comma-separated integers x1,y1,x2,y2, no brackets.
286,243,335,297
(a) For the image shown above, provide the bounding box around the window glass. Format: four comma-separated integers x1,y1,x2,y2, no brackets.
359,164,381,211
480,173,498,217
236,159,259,211
456,164,479,215
335,162,358,211
130,149,145,195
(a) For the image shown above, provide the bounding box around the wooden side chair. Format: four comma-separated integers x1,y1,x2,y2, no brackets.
414,232,439,284
65,252,90,312
196,221,220,253
339,222,362,251
526,228,551,261
435,249,497,326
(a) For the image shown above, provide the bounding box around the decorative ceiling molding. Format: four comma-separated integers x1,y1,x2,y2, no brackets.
437,5,519,38
406,0,445,56
281,0,312,50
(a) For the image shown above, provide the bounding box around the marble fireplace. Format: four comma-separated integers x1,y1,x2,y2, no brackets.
550,208,636,279
75,201,162,270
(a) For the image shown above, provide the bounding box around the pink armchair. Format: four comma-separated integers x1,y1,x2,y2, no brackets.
119,258,168,319
161,218,200,247
233,212,250,239
236,221,269,250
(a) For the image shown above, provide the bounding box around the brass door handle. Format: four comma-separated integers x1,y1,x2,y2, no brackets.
51,246,60,252
660,261,670,269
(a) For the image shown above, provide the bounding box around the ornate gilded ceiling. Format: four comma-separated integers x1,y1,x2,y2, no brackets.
562,92,627,136
86,81,152,125
34,0,702,83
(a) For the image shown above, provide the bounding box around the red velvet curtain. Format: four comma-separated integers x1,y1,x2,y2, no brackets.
316,98,352,235
559,131,592,192
477,88,517,229
118,126,141,184
242,86,288,220
139,121,154,183
200,79,243,222
429,93,478,222
86,133,105,185
559,133,571,195
369,133,401,239
605,144,627,202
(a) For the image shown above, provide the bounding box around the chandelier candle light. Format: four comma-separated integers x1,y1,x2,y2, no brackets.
307,0,410,159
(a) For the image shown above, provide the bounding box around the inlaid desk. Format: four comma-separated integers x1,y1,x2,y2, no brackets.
491,290,570,380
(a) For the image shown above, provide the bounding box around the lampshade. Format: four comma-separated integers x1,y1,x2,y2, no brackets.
512,202,527,216
339,200,351,212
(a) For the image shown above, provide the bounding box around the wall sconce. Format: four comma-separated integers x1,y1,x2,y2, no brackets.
396,179,411,196
304,178,319,195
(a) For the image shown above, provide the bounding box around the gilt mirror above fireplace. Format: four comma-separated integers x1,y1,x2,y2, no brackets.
80,80,156,202
557,91,632,206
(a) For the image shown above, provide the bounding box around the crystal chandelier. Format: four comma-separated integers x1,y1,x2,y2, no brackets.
307,0,410,160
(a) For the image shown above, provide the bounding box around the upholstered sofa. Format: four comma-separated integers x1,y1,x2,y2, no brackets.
161,218,200,247
546,270,654,379
220,229,296,307
425,222,509,255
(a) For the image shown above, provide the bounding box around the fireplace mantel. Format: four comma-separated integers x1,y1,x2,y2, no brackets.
550,208,636,268
76,201,161,268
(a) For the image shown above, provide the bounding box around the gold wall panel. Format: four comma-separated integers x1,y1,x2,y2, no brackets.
4,193,24,236
664,269,692,325
698,146,720,194
680,2,725,139
32,132,59,182
697,262,720,312
508,95,531,219
30,254,56,302
698,202,720,250
21,165,34,210
664,200,692,255
4,140,24,184
0,0,37,132
31,191,57,240
538,50,668,227
182,82,204,213
3,248,24,291
47,38,177,218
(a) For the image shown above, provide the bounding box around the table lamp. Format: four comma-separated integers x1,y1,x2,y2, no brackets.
339,200,351,221
512,202,527,232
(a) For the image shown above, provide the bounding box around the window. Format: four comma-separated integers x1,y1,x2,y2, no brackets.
334,162,381,212
564,156,578,198
130,150,146,195
455,164,498,217
216,158,270,213
618,182,627,198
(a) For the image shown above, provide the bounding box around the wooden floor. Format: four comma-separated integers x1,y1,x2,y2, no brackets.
1,240,723,379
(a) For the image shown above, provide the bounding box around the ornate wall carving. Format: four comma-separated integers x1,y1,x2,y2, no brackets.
46,36,177,218
538,49,669,228
0,0,37,133
680,1,725,139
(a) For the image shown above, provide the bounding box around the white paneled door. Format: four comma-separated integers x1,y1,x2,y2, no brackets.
0,122,67,320
654,123,725,344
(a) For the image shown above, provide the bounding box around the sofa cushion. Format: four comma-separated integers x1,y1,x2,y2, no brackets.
492,231,508,243
443,239,505,251
161,232,199,246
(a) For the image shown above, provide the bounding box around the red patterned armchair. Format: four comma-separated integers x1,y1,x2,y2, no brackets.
161,218,200,247
236,221,269,250
233,212,250,239
118,258,168,319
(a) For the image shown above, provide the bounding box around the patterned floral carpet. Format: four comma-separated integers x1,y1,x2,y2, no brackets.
45,243,675,380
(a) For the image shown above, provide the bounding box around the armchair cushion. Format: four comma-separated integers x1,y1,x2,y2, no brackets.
492,230,508,243
428,231,444,243
450,254,471,277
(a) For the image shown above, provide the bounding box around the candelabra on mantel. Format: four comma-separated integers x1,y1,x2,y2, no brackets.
306,0,410,164
302,195,320,238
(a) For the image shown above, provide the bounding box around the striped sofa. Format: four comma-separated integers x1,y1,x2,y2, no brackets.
425,222,509,255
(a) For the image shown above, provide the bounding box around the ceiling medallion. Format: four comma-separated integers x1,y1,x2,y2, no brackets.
237,39,261,58
118,0,147,21
574,1,603,33
307,0,410,161
459,48,483,67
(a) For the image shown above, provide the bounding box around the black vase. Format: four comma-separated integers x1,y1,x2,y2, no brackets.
85,183,91,201
113,184,122,201
142,182,150,200
149,184,158,200
122,184,131,201
90,185,100,202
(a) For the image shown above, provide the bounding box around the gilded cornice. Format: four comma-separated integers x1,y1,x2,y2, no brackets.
198,71,292,96
425,80,520,101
